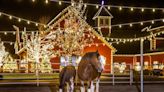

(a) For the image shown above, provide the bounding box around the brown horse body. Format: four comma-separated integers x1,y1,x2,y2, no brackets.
59,65,76,92
78,51,103,92
78,53,100,81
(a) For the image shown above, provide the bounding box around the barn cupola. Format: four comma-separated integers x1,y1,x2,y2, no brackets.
93,1,113,37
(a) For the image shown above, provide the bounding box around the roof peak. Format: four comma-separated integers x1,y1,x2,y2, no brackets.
92,2,113,20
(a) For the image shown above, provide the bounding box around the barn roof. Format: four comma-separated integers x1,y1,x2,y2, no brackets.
47,5,116,52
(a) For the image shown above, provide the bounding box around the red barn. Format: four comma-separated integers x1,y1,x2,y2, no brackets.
48,6,116,73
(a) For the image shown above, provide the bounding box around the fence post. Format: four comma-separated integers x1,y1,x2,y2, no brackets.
130,64,133,85
36,62,39,86
112,63,115,85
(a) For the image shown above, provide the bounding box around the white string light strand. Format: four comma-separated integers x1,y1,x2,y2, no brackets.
93,18,164,29
1,11,164,30
1,29,164,45
50,0,164,11
106,30,164,44
0,12,47,27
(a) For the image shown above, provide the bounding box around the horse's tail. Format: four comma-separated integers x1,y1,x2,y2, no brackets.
59,68,67,89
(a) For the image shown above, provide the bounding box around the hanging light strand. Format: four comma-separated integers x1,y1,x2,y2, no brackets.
50,0,164,11
93,18,164,29
0,12,46,27
106,30,164,44
1,11,164,30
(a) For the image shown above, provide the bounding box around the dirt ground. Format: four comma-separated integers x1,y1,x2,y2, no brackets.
0,84,164,92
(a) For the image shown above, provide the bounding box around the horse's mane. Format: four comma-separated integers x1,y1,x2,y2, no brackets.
81,52,99,61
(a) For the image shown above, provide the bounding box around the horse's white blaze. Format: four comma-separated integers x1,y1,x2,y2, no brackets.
99,55,106,70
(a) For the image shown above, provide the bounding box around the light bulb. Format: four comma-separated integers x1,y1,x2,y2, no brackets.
96,5,99,9
84,4,87,8
59,1,62,5
119,7,122,11
119,25,122,28
9,16,12,20
153,9,155,12
18,18,21,22
151,21,154,24
45,0,48,4
108,6,110,10
140,22,143,25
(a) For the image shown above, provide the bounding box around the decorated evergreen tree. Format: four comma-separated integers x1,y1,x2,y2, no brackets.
0,41,17,73
3,53,18,73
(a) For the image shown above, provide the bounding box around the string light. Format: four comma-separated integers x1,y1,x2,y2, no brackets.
59,1,62,5
13,32,16,35
163,19,164,22
71,2,75,6
153,9,156,12
45,0,49,4
4,32,7,35
130,24,133,27
0,11,46,27
9,16,12,20
18,18,21,22
10,42,13,45
96,5,99,9
141,8,144,12
93,18,164,29
108,6,111,10
84,4,87,8
32,0,35,2
151,20,154,24
0,10,164,30
119,7,122,11
27,21,30,24
131,8,134,11
106,29,164,44
35,23,38,26
119,25,122,28
50,0,164,11
140,22,143,25
44,25,47,28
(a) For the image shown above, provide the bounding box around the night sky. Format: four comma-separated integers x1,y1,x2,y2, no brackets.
0,0,164,55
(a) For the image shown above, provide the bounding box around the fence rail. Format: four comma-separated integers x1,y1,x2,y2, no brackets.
0,61,134,86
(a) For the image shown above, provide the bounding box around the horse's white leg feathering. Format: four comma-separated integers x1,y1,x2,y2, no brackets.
80,87,85,92
80,81,85,92
70,77,74,92
59,89,62,92
88,89,91,92
91,81,95,92
66,83,69,92
96,79,100,92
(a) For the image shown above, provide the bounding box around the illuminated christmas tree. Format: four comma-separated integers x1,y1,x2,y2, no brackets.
0,41,17,73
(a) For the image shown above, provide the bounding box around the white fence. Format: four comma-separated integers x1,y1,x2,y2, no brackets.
0,61,134,86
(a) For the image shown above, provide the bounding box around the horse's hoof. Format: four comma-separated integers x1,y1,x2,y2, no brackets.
87,89,91,92
80,87,85,92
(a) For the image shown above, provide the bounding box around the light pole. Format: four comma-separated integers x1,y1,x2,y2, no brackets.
140,38,144,92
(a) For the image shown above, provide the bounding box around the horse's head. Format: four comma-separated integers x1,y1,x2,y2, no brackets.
90,51,105,73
